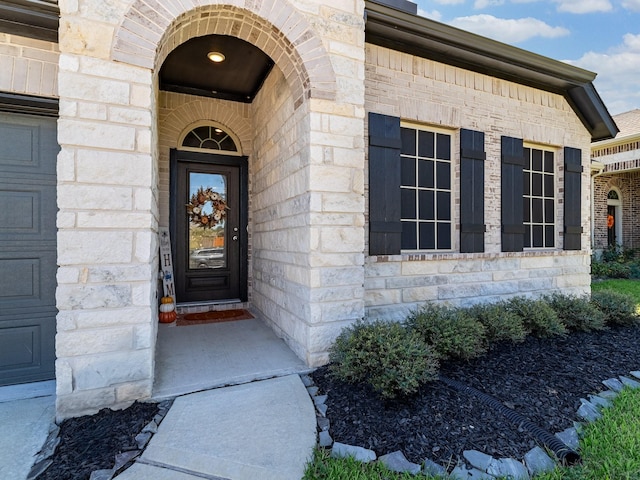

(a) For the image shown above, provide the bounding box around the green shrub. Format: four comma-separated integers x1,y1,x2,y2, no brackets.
467,302,527,344
329,320,439,399
407,303,487,361
504,296,567,337
591,259,631,279
591,289,639,326
543,292,606,332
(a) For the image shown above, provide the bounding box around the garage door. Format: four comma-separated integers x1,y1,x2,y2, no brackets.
0,112,58,386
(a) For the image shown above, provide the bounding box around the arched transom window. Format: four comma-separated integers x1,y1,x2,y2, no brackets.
181,125,238,152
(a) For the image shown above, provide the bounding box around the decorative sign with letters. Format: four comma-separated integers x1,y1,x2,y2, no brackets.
159,227,176,304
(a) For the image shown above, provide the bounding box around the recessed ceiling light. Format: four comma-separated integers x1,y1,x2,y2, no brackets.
207,51,225,63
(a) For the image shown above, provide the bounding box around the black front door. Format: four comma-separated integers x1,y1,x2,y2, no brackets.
170,150,248,303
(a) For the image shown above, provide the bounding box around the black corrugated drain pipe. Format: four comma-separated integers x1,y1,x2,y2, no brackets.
438,375,581,465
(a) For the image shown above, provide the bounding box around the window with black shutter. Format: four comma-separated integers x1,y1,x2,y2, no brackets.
400,123,452,251
523,145,556,248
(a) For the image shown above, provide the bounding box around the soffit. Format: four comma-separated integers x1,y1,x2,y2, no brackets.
159,35,274,104
364,0,619,141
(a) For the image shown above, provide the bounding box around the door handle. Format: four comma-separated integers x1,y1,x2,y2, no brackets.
232,235,238,241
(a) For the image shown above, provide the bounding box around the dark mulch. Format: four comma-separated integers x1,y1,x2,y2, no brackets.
39,402,158,480
312,324,640,468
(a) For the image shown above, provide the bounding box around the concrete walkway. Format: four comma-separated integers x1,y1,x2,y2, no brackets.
115,374,317,480
0,393,55,480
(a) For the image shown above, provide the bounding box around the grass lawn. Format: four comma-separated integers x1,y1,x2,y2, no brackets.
592,279,640,308
303,281,640,479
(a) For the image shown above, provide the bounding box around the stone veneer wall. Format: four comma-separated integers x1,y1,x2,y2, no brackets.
363,43,592,321
0,33,58,97
54,0,365,417
593,172,640,250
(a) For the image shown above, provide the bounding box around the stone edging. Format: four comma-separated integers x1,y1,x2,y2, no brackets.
27,400,173,480
301,371,640,479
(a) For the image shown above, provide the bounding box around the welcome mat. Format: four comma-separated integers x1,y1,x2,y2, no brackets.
176,309,254,326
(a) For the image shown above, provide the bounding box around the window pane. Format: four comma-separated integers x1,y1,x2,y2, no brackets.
524,225,531,248
418,160,434,188
402,221,417,250
219,136,238,152
437,191,451,220
419,223,435,249
545,226,554,247
544,174,554,197
437,222,451,249
436,133,451,160
532,149,542,171
418,130,434,158
544,151,554,173
532,225,543,247
523,198,530,222
545,199,554,223
436,161,450,189
532,173,543,196
524,148,531,169
401,128,416,155
401,157,416,186
418,190,434,220
201,139,218,150
532,198,543,223
182,132,201,148
401,189,416,219
523,171,530,195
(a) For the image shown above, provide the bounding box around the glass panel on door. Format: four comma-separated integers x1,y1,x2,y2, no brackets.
187,172,227,270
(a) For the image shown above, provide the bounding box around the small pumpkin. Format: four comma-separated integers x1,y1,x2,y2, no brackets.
159,310,177,323
159,302,175,313
160,296,174,304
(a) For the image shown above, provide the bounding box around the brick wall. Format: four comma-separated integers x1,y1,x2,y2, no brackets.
593,172,640,251
0,33,58,97
363,43,593,320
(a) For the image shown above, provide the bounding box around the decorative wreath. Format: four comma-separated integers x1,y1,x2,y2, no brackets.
186,187,229,228
607,214,615,229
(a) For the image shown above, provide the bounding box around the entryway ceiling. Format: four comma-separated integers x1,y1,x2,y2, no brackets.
160,35,274,104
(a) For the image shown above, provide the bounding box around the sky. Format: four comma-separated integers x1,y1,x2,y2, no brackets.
414,0,640,116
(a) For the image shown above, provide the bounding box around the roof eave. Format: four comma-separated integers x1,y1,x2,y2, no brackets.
364,0,619,142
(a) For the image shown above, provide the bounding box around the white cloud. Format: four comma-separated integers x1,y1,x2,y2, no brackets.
474,0,505,8
567,34,640,114
418,8,444,21
622,0,640,11
449,14,570,43
553,0,612,13
433,0,465,4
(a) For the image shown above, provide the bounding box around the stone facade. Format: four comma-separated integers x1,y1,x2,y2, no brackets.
0,1,609,418
364,44,592,321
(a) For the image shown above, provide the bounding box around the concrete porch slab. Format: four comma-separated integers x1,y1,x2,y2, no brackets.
135,375,316,480
153,319,311,400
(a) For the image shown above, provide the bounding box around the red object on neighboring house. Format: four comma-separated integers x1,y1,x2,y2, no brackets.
607,215,615,229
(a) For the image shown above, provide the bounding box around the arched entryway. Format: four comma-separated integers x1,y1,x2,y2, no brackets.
607,188,622,247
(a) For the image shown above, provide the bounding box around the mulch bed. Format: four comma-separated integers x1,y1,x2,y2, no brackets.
39,402,158,480
311,324,640,467
37,324,640,478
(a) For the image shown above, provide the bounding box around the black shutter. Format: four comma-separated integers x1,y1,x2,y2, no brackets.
460,129,486,253
501,136,525,252
368,112,402,255
564,147,583,250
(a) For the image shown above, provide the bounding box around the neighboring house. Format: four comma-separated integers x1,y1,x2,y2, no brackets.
591,109,640,253
0,0,617,419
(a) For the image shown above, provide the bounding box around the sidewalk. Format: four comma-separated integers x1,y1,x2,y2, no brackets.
115,374,317,480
